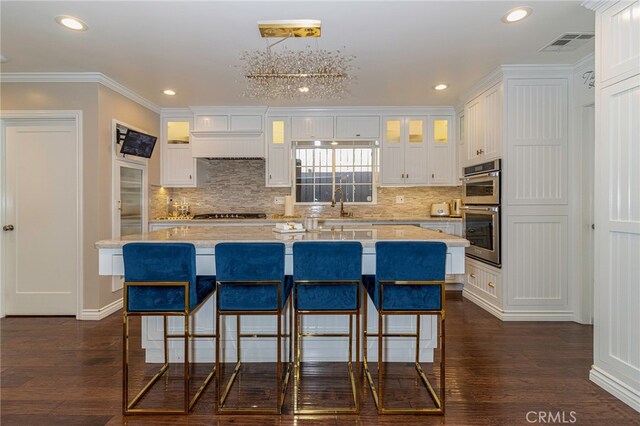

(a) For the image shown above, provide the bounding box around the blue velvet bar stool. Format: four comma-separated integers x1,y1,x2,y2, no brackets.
363,241,447,415
122,242,216,415
292,241,362,414
214,242,293,414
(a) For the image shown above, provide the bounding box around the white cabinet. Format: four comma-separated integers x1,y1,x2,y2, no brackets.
190,108,265,158
160,116,197,187
194,114,262,132
599,1,640,85
456,111,465,184
195,115,227,131
335,116,380,139
291,116,334,140
464,82,503,166
381,116,428,185
266,117,291,187
464,257,501,310
427,115,455,185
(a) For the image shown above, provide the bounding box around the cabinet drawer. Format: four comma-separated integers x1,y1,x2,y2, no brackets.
336,116,380,139
465,258,501,305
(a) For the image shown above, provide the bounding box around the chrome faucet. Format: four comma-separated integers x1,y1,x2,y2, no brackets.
331,188,353,217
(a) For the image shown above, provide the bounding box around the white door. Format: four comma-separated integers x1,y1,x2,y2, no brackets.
3,121,79,315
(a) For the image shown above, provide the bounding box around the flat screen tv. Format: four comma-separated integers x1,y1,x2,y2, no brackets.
120,129,157,159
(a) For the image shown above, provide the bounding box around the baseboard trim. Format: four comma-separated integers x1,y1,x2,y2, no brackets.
462,289,504,320
590,366,640,412
500,308,575,321
462,290,576,322
78,298,122,321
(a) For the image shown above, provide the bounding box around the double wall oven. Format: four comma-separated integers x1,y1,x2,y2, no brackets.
462,159,501,267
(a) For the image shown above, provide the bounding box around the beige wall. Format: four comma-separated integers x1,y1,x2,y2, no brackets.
1,82,159,311
97,86,159,308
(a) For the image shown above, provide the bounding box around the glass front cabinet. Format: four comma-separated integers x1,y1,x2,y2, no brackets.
161,116,197,187
381,116,428,185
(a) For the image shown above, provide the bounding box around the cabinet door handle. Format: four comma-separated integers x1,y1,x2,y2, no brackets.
356,134,361,137
488,281,495,287
269,174,272,179
189,175,192,180
432,173,435,178
470,273,476,278
406,174,409,179
401,173,404,179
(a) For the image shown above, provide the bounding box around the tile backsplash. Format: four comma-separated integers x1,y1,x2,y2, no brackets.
151,159,462,219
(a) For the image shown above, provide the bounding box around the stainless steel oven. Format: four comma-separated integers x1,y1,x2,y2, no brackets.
463,159,501,267
462,159,501,205
463,205,501,267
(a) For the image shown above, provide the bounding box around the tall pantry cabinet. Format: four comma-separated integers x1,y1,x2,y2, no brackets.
584,0,640,412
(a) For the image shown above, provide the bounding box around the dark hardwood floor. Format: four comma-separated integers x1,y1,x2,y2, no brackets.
2,295,638,425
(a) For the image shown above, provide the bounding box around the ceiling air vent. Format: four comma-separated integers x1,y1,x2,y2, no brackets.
539,32,595,52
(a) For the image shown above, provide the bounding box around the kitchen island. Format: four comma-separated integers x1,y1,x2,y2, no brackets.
96,225,468,363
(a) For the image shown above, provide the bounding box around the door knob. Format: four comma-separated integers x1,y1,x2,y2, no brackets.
3,225,14,231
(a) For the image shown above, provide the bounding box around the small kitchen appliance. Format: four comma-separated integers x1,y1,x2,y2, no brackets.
430,202,450,217
450,199,462,217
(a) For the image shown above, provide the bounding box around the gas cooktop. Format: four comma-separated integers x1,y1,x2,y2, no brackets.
192,213,267,220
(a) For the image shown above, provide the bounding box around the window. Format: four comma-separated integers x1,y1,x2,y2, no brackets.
294,141,377,203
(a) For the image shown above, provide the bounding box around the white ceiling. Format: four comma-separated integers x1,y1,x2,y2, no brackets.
0,1,595,108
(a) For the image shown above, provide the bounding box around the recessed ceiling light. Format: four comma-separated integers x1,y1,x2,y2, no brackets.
163,89,176,96
433,84,448,91
298,86,310,93
502,7,532,24
55,15,88,31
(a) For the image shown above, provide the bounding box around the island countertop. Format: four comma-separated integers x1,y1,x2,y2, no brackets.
95,224,469,249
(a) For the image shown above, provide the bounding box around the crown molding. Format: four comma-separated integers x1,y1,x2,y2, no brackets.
573,53,595,70
0,72,160,113
457,67,504,105
581,0,612,12
265,106,455,116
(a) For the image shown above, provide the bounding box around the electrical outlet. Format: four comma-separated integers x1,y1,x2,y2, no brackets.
396,195,405,204
274,196,285,205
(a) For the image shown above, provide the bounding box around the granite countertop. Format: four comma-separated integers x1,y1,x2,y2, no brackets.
96,225,469,249
149,216,463,224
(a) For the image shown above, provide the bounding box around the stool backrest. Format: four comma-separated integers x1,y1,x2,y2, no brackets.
374,241,447,311
292,241,362,281
215,242,285,282
122,242,197,310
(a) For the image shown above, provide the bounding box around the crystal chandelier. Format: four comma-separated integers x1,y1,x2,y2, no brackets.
239,20,356,100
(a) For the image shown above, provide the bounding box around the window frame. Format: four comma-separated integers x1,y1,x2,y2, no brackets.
292,141,379,205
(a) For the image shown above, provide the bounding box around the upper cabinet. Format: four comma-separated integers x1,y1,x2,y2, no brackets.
599,1,640,85
161,115,197,187
335,116,380,139
190,108,266,158
463,82,503,166
428,116,455,185
291,116,334,140
381,116,428,185
266,117,291,187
